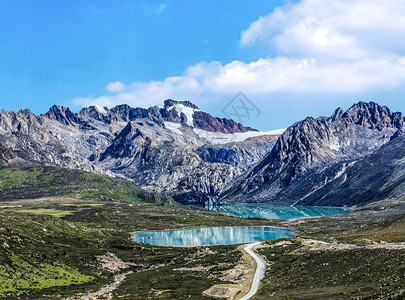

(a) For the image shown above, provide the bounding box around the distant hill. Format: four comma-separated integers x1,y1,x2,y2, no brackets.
0,166,174,206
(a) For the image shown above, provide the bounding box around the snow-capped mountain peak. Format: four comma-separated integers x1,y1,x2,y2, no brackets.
95,105,108,115
163,99,200,127
162,99,256,133
173,104,199,127
163,99,199,110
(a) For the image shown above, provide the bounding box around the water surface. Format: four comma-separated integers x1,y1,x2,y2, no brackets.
208,204,350,220
133,226,294,247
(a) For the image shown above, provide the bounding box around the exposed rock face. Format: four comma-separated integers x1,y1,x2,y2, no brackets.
0,144,16,164
0,108,95,171
161,99,256,133
98,122,151,162
91,123,249,202
195,135,278,169
287,133,405,207
221,102,405,206
163,99,199,110
76,99,255,134
193,111,256,133
0,143,27,168
330,101,404,130
0,143,32,168
328,107,345,122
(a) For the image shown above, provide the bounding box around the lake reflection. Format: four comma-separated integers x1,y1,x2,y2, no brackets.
133,226,294,247
208,205,350,220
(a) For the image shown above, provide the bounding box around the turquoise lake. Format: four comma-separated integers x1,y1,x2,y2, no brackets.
133,205,350,247
207,205,350,220
132,226,294,247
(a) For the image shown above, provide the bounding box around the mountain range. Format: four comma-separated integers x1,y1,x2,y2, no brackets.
1,100,404,207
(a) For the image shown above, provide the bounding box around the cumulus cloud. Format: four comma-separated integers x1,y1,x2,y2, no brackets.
74,0,405,109
73,72,204,108
74,56,405,108
105,81,125,93
241,0,405,59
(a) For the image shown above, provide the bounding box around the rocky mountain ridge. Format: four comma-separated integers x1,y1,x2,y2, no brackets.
1,100,404,207
0,100,274,203
221,102,405,206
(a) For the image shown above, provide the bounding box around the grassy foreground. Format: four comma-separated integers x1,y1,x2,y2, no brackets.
287,198,405,243
251,199,405,300
0,166,404,299
255,239,405,300
0,167,276,299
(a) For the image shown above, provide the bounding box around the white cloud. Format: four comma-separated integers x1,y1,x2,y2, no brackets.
73,0,405,109
105,81,125,93
74,56,405,108
241,0,405,59
73,72,204,108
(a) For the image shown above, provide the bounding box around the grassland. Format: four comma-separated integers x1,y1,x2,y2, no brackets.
0,166,174,205
0,207,248,299
0,167,276,299
0,166,404,299
255,239,405,300
0,254,94,297
286,198,405,243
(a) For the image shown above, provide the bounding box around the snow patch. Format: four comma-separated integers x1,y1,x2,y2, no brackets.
164,122,183,135
193,128,286,144
95,105,108,114
328,138,340,151
174,104,199,127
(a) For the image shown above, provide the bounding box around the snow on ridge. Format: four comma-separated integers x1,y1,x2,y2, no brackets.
174,104,199,127
95,105,108,114
163,121,285,144
194,128,286,144
164,122,183,135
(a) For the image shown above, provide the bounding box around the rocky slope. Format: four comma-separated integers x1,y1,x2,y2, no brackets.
0,144,31,168
90,122,277,204
295,132,405,206
195,135,279,169
221,102,405,206
0,108,95,171
0,144,15,165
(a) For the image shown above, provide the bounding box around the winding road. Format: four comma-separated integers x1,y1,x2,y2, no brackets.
240,242,266,300
238,240,405,300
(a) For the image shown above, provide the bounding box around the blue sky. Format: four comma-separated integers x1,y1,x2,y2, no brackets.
1,0,405,130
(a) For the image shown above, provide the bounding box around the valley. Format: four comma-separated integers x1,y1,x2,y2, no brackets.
0,101,404,299
3,0,405,298
0,165,404,299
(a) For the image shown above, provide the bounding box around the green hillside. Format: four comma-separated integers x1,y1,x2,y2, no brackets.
0,166,403,299
0,166,275,299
